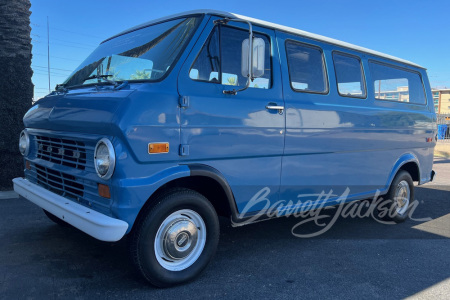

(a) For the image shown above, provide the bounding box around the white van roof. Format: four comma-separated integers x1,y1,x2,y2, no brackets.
104,9,424,69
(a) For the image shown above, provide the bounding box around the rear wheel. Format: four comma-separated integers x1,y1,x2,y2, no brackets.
128,188,219,287
377,170,414,223
43,209,69,227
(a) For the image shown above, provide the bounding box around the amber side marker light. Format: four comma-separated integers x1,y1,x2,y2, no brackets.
25,160,31,170
148,143,169,154
98,184,111,199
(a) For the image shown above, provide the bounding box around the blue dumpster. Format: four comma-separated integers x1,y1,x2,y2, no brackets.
437,124,448,140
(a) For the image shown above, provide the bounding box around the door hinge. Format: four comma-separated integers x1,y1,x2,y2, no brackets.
179,144,190,156
179,96,189,108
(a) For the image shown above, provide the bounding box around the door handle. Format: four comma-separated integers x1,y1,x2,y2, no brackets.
266,104,284,114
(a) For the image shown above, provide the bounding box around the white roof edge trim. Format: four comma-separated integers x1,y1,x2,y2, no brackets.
103,9,424,69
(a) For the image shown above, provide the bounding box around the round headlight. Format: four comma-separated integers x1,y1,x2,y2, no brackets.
19,130,30,156
94,138,115,179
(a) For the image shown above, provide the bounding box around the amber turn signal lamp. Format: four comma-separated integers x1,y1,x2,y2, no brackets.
98,184,111,199
25,160,31,170
148,143,169,154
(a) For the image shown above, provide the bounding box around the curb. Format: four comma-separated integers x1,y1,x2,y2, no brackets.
435,151,450,159
435,143,450,159
0,190,19,200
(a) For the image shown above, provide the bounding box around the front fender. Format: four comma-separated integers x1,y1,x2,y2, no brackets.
112,165,191,233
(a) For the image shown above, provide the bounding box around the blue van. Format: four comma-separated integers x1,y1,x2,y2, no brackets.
14,10,436,286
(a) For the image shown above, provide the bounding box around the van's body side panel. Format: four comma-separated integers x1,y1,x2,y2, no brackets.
177,18,285,213
275,30,435,207
362,55,436,186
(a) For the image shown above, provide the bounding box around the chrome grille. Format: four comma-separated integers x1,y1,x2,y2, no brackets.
36,135,87,170
35,164,84,200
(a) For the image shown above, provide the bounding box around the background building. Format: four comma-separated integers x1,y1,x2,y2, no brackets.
433,89,450,114
375,86,410,102
358,86,449,114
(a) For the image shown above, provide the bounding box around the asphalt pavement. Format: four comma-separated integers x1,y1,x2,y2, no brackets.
1,158,449,299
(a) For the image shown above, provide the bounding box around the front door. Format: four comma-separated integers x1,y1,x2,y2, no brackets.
177,17,285,214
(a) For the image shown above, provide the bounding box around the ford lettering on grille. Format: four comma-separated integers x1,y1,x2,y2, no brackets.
35,135,87,170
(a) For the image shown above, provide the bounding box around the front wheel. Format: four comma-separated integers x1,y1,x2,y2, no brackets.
128,189,219,287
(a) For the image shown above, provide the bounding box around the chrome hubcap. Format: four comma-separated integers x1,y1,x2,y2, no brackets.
394,180,410,215
163,219,198,260
154,209,206,271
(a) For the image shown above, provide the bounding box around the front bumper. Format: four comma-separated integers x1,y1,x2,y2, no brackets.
13,178,128,242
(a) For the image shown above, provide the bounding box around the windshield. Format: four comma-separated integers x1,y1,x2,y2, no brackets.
62,16,201,88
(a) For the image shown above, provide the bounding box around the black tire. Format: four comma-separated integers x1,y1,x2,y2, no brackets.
43,209,69,227
377,170,414,223
128,188,219,287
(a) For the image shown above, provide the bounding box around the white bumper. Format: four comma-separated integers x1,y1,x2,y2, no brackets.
13,178,128,242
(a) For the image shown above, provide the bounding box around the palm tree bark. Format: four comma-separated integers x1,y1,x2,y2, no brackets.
0,0,33,190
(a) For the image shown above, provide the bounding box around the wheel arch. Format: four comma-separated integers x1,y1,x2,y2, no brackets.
386,153,421,191
130,164,239,232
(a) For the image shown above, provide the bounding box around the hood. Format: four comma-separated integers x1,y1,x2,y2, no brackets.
24,87,134,135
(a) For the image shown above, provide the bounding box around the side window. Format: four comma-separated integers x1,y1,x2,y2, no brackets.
285,41,328,93
333,52,366,98
369,61,426,105
190,26,220,82
190,25,272,89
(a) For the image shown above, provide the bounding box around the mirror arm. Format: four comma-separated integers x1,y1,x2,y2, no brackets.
214,18,253,95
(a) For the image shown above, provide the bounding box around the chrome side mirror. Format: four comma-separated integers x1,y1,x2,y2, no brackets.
215,18,264,95
241,37,265,79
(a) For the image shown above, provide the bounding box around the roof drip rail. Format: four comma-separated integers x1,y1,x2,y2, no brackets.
105,10,422,69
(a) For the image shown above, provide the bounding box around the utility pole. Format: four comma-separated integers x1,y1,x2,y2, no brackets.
47,16,50,92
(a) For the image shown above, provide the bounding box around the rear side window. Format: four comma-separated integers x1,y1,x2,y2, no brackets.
369,61,426,105
285,41,328,93
333,52,366,98
190,25,272,89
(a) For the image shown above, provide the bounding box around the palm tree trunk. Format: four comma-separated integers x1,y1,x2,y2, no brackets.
0,0,33,190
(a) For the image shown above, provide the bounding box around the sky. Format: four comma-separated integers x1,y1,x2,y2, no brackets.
30,0,450,100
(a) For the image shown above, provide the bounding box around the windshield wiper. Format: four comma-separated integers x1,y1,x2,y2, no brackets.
84,74,119,87
84,74,115,83
81,74,129,90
